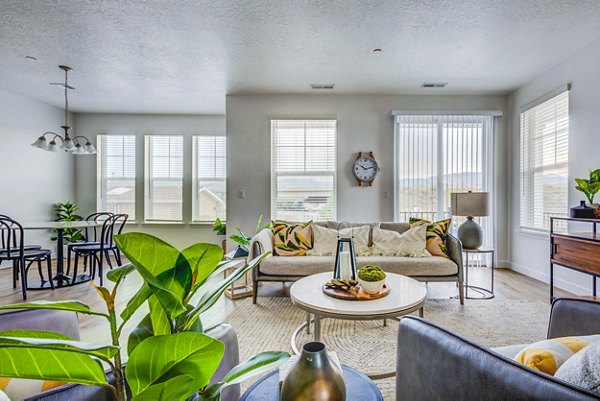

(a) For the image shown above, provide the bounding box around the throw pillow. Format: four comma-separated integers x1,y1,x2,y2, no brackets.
555,342,600,395
0,389,9,401
308,224,370,256
370,225,430,257
409,218,451,258
272,221,313,256
514,334,600,375
0,378,66,400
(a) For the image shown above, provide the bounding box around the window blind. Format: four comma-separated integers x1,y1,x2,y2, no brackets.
271,120,336,221
394,115,494,246
192,136,226,222
144,135,183,222
96,134,136,219
520,90,569,231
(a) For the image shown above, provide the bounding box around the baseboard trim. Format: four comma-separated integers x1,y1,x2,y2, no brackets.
509,261,590,295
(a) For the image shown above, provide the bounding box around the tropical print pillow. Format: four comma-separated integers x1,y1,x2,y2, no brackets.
409,218,451,258
272,221,313,256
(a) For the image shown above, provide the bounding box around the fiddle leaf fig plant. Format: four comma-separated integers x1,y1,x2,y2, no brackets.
0,233,288,401
575,168,600,205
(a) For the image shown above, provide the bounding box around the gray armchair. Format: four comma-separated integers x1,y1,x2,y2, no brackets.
396,298,600,401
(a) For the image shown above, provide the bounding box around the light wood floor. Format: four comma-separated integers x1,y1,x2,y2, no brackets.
0,259,574,349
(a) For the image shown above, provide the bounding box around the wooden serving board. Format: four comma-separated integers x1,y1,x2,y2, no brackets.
322,283,390,300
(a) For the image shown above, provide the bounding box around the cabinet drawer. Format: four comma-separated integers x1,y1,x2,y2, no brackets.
552,236,600,275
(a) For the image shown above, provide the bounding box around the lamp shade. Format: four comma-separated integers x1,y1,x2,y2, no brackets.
31,136,48,150
451,192,490,217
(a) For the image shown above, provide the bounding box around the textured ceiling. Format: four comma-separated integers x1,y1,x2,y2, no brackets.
1,0,600,114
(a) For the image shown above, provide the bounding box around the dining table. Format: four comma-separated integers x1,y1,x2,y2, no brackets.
20,221,102,289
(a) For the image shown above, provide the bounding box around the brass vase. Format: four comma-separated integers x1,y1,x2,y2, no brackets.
281,342,346,401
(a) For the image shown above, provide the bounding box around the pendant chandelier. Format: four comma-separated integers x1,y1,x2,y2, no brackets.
31,65,96,155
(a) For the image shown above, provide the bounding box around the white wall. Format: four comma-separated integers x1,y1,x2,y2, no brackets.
0,88,75,251
226,94,509,262
508,36,600,295
73,113,225,249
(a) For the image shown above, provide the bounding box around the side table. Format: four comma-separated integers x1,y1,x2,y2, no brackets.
239,365,383,401
464,248,495,300
223,251,253,300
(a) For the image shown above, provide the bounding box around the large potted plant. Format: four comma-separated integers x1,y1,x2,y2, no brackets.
0,233,288,401
51,200,85,244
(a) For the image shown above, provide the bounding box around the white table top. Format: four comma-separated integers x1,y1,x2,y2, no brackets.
290,272,427,317
19,221,102,230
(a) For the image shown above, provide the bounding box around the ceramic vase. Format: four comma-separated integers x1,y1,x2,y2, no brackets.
281,342,346,401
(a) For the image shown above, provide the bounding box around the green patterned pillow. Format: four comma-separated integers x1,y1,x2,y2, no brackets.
409,218,451,258
272,221,313,256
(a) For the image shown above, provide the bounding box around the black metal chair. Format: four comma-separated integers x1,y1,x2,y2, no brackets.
0,217,54,300
71,214,128,286
65,212,114,276
0,214,42,268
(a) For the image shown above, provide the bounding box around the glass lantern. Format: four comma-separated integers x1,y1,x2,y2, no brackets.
333,237,358,280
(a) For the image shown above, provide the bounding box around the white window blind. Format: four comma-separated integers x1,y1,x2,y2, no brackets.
394,115,495,246
271,120,336,221
520,90,569,231
192,136,226,222
144,135,183,222
96,134,136,218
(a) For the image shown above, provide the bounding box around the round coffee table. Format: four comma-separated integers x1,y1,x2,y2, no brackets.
290,272,427,379
239,365,383,401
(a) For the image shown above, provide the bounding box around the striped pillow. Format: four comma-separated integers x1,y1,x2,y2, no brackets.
0,378,67,400
514,335,600,375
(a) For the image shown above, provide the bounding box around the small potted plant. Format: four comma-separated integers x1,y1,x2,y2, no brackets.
357,265,386,294
573,169,600,218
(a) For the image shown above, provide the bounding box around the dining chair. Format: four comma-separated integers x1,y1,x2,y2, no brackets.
65,212,114,276
0,217,54,300
0,214,42,268
71,214,128,286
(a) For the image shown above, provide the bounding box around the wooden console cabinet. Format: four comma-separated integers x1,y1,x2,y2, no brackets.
550,217,600,301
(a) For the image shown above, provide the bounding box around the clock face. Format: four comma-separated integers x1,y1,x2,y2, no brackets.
353,157,378,182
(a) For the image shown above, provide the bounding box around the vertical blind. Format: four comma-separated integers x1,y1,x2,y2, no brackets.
192,136,226,222
271,120,337,221
394,115,494,246
520,90,569,231
144,135,183,222
96,134,136,218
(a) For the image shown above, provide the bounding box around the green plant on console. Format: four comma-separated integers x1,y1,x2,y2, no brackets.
212,218,227,236
575,168,600,205
52,200,85,244
0,233,289,401
358,265,386,282
229,214,271,251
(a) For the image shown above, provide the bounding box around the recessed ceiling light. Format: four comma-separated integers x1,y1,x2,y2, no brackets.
373,48,382,52
25,56,38,61
310,84,335,90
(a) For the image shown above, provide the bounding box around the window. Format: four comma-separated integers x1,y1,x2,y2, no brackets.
144,135,183,222
520,90,569,231
96,135,136,218
394,114,495,246
192,136,226,222
271,120,336,221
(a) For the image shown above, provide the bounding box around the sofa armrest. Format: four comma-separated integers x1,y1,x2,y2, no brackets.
445,233,463,281
206,323,240,401
547,298,600,339
250,228,273,280
396,316,599,401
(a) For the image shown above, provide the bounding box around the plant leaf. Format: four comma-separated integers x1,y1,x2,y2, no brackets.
126,332,224,397
107,263,136,283
201,351,290,399
121,285,152,322
149,296,171,335
181,243,223,288
131,375,195,401
0,300,109,318
128,313,154,355
0,330,108,385
189,259,240,298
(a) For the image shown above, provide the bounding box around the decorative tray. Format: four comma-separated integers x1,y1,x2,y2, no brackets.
322,281,390,301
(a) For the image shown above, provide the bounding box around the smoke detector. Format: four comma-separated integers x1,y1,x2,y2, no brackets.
421,82,448,88
310,84,335,90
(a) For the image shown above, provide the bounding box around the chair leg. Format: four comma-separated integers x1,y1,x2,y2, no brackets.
104,250,113,270
98,252,104,286
12,259,17,289
115,249,122,266
252,280,258,304
72,252,80,286
19,256,27,300
37,259,44,282
66,247,72,276
458,280,465,305
47,256,55,289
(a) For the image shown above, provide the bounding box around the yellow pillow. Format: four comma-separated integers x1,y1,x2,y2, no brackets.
514,334,600,375
0,377,67,400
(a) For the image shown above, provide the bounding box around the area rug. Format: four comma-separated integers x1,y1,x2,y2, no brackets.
225,297,550,400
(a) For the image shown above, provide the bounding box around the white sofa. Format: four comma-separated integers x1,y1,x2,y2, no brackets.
249,221,464,304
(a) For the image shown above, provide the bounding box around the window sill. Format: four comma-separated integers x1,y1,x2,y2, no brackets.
514,228,550,240
142,221,185,226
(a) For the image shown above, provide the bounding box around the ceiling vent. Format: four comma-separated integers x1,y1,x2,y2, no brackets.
421,82,448,88
310,84,335,90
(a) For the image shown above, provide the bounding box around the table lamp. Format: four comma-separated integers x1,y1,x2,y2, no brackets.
451,191,490,249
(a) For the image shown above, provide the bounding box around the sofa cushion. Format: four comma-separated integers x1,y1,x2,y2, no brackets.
371,225,430,257
272,221,313,256
410,218,452,258
308,225,370,256
555,342,600,395
379,222,411,234
259,255,457,277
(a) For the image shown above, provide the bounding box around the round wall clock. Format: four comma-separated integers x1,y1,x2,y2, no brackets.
353,151,379,186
